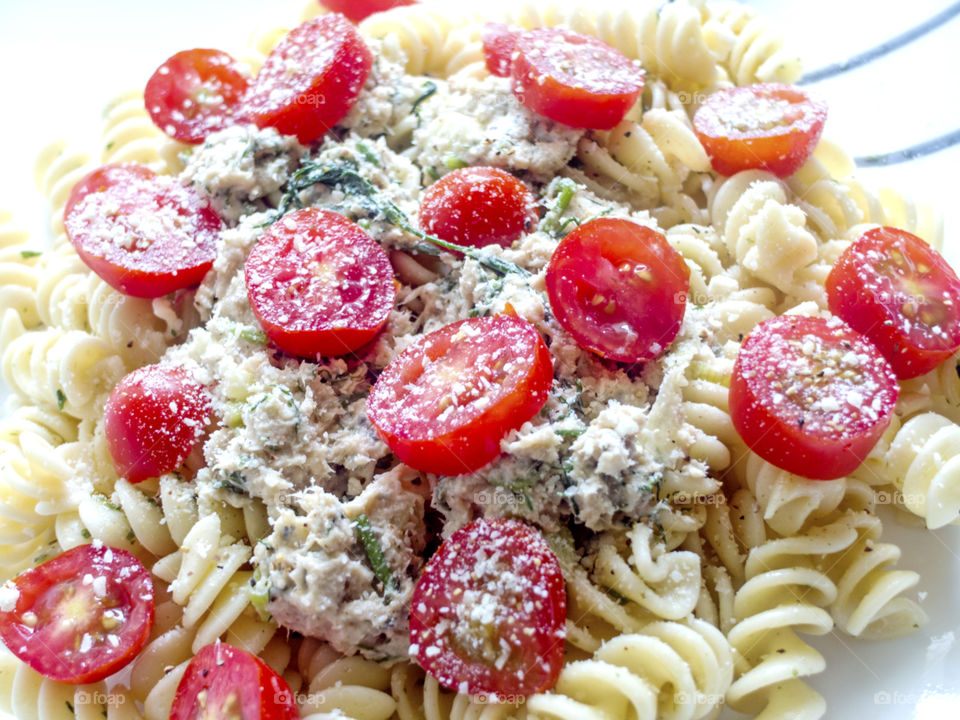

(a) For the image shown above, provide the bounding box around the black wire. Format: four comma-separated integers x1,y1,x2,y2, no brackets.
801,0,960,84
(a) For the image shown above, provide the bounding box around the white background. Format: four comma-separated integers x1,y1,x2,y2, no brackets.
0,1,958,718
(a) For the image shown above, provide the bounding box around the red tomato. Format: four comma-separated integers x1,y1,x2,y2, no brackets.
245,208,396,358
409,518,566,699
730,315,899,480
367,315,553,475
64,173,220,298
318,0,418,23
693,83,827,178
170,643,299,720
0,544,153,684
144,48,251,144
545,218,689,363
826,227,960,379
244,14,373,144
419,167,536,249
510,27,644,130
104,364,212,484
482,22,521,78
64,163,156,220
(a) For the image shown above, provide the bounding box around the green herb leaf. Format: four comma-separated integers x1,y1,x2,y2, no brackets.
55,389,66,412
355,141,380,167
274,160,529,278
20,250,42,259
354,514,396,594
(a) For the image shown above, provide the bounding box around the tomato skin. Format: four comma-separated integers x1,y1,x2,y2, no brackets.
482,23,520,77
319,0,418,23
693,83,827,178
730,315,899,480
0,544,153,684
419,167,536,249
104,364,212,484
510,27,644,130
170,643,299,720
245,208,396,358
64,163,156,220
826,226,960,379
409,518,566,698
244,14,373,144
367,315,553,476
145,48,251,144
64,173,221,298
545,218,689,363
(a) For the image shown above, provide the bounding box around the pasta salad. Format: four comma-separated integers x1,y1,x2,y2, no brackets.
0,1,958,719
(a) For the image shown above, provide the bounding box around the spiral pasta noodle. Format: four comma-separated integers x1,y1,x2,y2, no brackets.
526,618,733,720
100,90,189,175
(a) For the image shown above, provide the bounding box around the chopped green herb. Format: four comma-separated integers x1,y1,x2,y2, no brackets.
411,80,437,126
248,566,273,622
443,155,467,170
554,427,585,439
20,250,42,259
274,160,528,278
354,514,397,594
81,528,91,539
425,166,440,181
355,141,380,166
541,178,578,238
126,529,136,544
55,389,66,412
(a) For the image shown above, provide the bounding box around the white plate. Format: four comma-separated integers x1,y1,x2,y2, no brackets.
0,1,957,718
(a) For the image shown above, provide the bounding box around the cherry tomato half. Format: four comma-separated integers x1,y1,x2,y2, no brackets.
367,315,553,475
693,83,827,178
730,315,899,480
545,217,689,363
318,0,418,23
145,48,251,144
63,162,156,220
419,166,536,249
410,518,566,699
0,544,153,684
482,23,521,78
104,364,212,484
170,642,299,720
245,208,396,358
826,226,960,379
243,14,373,144
64,172,220,298
510,27,645,130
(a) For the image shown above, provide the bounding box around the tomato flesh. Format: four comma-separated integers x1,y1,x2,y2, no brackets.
171,643,299,720
510,27,644,130
409,518,566,698
318,0,418,23
545,217,689,363
244,14,373,144
104,364,212,484
64,163,156,220
730,315,898,480
367,315,553,475
826,226,960,379
482,23,521,77
419,166,536,249
693,83,827,178
0,544,153,684
64,172,220,298
145,48,251,144
245,208,396,358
